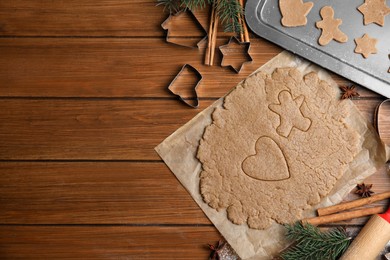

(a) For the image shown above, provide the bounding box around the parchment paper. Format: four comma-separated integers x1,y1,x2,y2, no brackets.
155,52,387,259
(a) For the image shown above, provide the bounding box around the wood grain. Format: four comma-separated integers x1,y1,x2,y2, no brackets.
0,38,281,98
0,99,215,160
0,161,388,225
0,98,385,160
0,0,170,37
0,38,381,99
0,0,230,38
0,0,389,257
0,226,220,259
0,162,210,224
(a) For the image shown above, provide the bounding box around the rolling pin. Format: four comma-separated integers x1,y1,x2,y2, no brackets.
340,205,390,260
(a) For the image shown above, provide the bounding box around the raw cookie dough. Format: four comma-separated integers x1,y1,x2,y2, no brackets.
358,0,390,26
279,0,314,27
315,6,348,46
354,34,378,58
197,68,359,229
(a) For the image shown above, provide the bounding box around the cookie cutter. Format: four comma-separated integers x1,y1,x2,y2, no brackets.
219,36,253,73
167,64,202,108
161,10,208,48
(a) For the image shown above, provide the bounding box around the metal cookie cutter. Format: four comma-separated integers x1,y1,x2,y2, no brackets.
219,36,252,73
161,10,207,48
168,64,202,108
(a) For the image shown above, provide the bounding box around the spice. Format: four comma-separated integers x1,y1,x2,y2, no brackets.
355,183,374,197
339,85,360,99
208,240,226,260
317,191,390,216
208,239,240,260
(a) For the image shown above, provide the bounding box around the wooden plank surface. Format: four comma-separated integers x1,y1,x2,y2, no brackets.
0,98,385,160
0,38,381,98
0,161,388,225
0,99,214,160
0,38,281,98
1,0,389,258
0,0,228,37
0,162,210,224
0,0,171,37
0,226,220,259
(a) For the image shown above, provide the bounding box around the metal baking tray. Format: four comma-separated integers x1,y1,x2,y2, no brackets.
245,0,390,98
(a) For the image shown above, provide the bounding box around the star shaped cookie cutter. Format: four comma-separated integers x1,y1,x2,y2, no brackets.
219,36,252,73
167,64,202,108
161,10,208,48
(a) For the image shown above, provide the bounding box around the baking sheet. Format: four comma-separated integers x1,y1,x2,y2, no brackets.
245,0,390,98
155,52,387,259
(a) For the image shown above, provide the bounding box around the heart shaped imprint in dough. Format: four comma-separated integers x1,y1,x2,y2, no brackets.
242,136,290,181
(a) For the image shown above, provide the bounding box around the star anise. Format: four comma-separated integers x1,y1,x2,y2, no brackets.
339,85,360,99
208,239,226,260
355,183,374,198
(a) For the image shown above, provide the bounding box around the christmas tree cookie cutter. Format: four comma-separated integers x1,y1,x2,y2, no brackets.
167,64,202,108
219,36,252,73
161,10,208,48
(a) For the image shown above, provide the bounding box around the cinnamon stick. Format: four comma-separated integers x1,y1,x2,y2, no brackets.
303,206,385,226
317,191,390,216
238,12,245,42
204,4,216,66
209,10,219,66
239,0,250,42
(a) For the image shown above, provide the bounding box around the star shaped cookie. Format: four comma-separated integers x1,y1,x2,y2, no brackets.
269,90,311,137
358,0,390,26
354,34,378,58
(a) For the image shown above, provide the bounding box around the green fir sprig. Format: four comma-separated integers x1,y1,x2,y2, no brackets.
217,0,243,33
156,0,182,14
281,222,352,260
181,0,209,10
157,0,243,33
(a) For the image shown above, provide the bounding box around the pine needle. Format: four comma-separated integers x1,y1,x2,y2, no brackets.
156,0,182,14
181,0,208,10
216,0,243,33
157,0,243,33
281,222,352,260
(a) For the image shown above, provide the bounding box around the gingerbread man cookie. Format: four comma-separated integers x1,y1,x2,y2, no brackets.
358,0,390,26
279,0,314,27
315,6,348,46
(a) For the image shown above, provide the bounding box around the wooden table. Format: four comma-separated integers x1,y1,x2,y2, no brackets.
0,1,389,258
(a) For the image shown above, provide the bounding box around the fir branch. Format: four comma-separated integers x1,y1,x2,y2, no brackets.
216,0,243,33
157,0,182,14
181,0,208,10
281,222,351,260
157,0,243,32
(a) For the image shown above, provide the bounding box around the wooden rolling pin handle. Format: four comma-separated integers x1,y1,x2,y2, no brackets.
340,206,390,260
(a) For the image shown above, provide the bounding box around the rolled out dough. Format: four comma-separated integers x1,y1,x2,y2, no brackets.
197,67,360,229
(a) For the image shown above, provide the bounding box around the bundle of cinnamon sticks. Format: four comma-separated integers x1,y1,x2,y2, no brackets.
302,191,390,226
205,0,250,66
